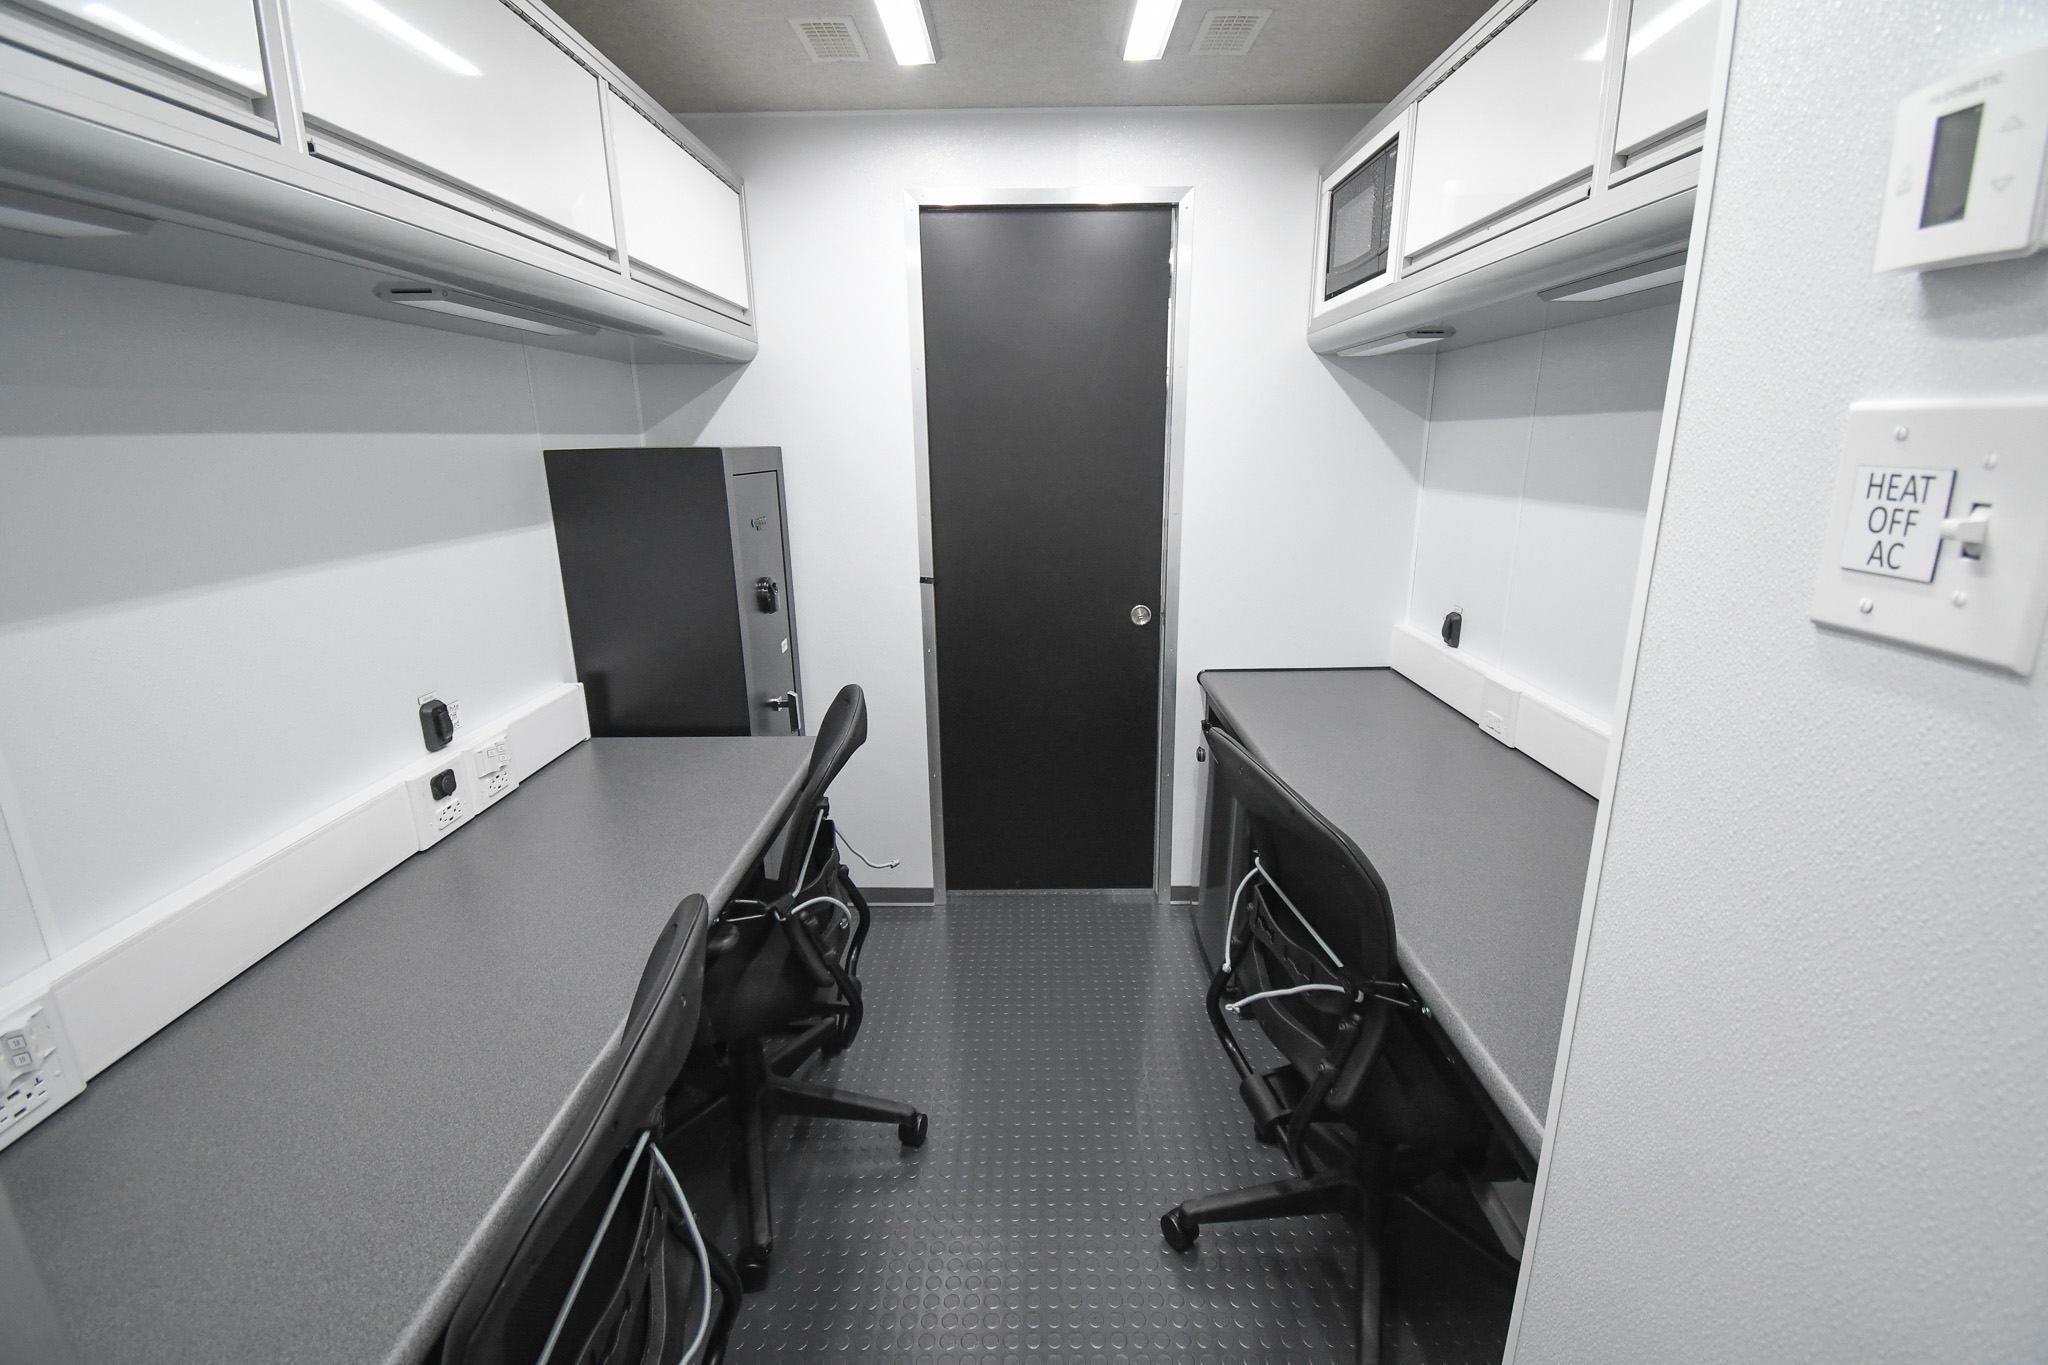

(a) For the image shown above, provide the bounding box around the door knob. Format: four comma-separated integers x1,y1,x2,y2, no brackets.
1130,604,1153,625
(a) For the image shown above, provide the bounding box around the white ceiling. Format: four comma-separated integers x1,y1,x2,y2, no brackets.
547,0,1496,114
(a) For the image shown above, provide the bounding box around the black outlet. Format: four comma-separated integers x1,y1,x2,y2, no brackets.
1441,610,1463,649
430,769,458,801
420,698,454,752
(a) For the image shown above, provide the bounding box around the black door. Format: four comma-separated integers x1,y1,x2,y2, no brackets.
920,205,1172,890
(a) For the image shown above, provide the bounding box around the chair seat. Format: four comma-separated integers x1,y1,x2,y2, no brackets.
702,917,830,1045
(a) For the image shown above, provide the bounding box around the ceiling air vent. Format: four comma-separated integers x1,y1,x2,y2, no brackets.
790,18,870,63
1191,9,1271,56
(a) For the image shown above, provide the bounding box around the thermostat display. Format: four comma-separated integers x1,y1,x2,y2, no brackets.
1873,43,2048,273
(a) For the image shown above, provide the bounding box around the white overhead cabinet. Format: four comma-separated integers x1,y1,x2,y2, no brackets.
1403,0,1611,264
292,0,616,250
607,89,750,309
1613,0,1724,169
22,0,267,96
1308,0,1725,357
0,0,755,357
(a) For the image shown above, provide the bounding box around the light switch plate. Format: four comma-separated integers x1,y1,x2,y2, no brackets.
1812,400,2048,674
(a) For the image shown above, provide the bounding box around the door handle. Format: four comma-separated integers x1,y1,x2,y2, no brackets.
1130,604,1154,626
755,577,781,613
765,690,802,734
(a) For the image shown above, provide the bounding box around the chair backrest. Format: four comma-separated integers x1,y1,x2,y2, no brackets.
1204,724,1397,988
442,894,711,1365
764,684,868,888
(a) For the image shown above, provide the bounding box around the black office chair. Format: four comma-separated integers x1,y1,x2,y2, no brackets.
670,684,927,1292
442,894,743,1365
1161,724,1502,1364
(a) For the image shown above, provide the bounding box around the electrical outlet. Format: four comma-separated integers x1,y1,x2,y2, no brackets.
406,762,472,850
434,795,467,831
467,734,516,808
0,1003,83,1152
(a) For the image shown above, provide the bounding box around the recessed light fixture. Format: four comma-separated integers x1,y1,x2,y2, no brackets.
1124,0,1186,61
375,284,597,336
1338,326,1455,357
0,184,152,239
871,0,935,65
1538,251,1687,302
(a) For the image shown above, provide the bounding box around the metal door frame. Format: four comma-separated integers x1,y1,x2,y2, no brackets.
903,186,1194,906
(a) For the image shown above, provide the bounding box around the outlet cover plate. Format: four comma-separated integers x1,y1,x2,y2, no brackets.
0,1002,83,1152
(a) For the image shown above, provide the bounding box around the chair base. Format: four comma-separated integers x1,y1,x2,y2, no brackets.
732,1038,928,1292
1162,1160,1389,1365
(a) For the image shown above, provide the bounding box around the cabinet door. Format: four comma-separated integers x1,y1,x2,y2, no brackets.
606,90,749,309
291,0,615,249
24,0,266,96
1403,0,1610,259
1614,0,1723,156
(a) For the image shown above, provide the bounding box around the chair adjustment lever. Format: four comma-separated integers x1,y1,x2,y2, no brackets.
1361,980,1430,1018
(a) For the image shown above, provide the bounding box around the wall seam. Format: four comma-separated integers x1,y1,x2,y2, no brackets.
0,744,62,959
1405,350,1441,635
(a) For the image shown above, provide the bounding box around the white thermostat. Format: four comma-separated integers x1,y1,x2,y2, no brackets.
1812,401,2048,675
1873,43,2048,273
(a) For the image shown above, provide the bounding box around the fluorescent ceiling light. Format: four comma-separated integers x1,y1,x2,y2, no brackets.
1124,0,1185,61
1539,252,1687,302
1339,326,1454,358
1581,0,1715,61
327,0,480,76
0,185,152,239
872,0,935,64
376,285,595,336
79,3,266,88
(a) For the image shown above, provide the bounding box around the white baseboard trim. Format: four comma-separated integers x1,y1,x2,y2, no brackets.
1388,624,1609,797
0,683,589,1148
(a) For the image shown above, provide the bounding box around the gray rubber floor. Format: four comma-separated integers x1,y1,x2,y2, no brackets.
723,893,1508,1363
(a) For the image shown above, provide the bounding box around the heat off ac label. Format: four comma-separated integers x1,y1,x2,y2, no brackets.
1841,465,1956,582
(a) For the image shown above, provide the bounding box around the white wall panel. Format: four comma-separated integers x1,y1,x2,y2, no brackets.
1406,306,1677,728
655,106,1417,888
608,91,750,308
1512,1,2048,1359
32,0,266,94
0,257,634,992
292,0,615,246
1614,0,1725,154
1408,331,1544,675
1404,0,1610,255
0,810,45,982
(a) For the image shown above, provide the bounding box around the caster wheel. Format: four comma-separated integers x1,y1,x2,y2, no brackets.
737,1246,771,1293
1160,1207,1198,1253
898,1111,929,1148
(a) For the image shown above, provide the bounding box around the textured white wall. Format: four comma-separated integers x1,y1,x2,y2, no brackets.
1407,304,1677,725
652,106,1431,889
0,259,635,985
1514,3,2048,1361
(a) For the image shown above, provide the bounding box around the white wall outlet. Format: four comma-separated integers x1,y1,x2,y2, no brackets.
0,1003,83,1152
465,734,516,808
406,760,472,850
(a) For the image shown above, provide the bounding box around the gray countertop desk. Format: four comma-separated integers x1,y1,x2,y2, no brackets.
0,736,812,1365
1198,669,1596,1158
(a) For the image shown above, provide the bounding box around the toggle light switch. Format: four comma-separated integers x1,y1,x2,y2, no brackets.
1812,401,2048,674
